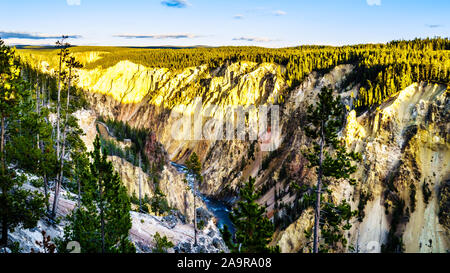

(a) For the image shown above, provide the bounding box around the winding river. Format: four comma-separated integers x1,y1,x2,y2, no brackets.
97,121,235,235
170,162,236,235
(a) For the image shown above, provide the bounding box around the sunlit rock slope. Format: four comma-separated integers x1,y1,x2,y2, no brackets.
20,50,449,253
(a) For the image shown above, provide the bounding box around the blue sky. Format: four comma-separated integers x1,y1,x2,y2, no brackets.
0,0,448,47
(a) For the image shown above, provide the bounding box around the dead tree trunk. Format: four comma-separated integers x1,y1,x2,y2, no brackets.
56,51,63,159
36,76,50,213
36,75,40,149
99,176,105,253
138,153,142,211
0,116,8,246
52,66,72,218
193,177,198,248
313,120,324,253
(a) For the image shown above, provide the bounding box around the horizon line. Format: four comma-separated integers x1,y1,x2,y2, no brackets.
8,36,449,50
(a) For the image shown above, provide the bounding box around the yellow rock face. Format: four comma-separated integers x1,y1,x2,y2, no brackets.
275,208,314,253
108,155,196,222
75,60,285,107
71,58,286,166
76,61,171,104
343,82,449,253
344,109,367,146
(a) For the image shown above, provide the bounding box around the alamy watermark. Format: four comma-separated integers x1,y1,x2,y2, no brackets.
170,97,281,152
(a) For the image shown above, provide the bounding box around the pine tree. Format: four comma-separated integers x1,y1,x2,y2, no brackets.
55,36,69,159
151,232,174,253
150,185,169,215
0,39,46,246
35,74,56,209
50,36,70,219
303,87,361,253
185,152,203,247
61,135,135,253
52,54,83,218
34,72,57,213
222,176,278,253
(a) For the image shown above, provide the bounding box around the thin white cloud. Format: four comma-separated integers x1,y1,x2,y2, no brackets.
273,10,287,16
243,8,287,16
366,0,381,6
2,38,55,46
114,33,201,39
0,31,81,40
233,37,276,43
425,24,443,28
67,0,81,6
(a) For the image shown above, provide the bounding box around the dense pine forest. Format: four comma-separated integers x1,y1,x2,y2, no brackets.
0,37,135,253
18,37,450,111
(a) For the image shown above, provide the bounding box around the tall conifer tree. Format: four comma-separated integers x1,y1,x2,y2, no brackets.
0,39,46,246
303,87,361,253
62,135,135,253
185,152,202,247
222,177,278,253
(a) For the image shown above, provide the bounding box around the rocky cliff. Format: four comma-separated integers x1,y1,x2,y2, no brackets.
343,83,449,253
271,78,449,253
20,51,449,253
5,181,226,253
76,60,450,253
74,109,197,222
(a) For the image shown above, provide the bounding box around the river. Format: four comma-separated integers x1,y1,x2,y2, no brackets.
170,162,236,235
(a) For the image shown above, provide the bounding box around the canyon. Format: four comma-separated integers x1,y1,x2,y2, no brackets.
17,50,450,253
